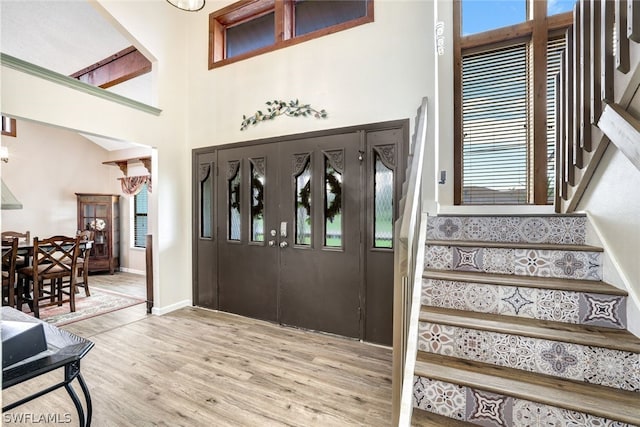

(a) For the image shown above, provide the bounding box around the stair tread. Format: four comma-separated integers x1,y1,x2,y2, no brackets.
412,408,476,426
415,352,640,425
423,269,628,296
426,239,603,252
420,306,640,353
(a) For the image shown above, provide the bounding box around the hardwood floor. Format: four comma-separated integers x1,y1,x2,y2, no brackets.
3,273,393,426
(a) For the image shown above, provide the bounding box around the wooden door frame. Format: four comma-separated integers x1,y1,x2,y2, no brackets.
192,119,409,340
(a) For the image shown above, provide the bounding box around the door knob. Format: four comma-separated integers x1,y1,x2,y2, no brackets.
279,241,289,248
268,240,277,247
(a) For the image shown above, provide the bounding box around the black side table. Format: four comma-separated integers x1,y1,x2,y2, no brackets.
2,307,94,427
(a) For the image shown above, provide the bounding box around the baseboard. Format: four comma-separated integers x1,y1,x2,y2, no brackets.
118,267,145,275
151,299,192,316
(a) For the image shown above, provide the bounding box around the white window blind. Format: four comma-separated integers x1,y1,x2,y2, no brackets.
462,43,529,204
134,183,148,248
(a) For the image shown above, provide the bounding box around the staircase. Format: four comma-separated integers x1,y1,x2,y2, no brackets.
411,214,640,426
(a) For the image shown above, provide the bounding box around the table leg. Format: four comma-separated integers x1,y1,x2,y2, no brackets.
64,362,91,427
77,373,92,427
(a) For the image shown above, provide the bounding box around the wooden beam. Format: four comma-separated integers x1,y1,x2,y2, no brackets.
629,0,640,42
591,0,603,123
70,46,151,89
533,0,549,204
601,0,615,102
598,102,640,171
573,2,584,169
616,0,630,73
580,0,593,151
565,27,576,185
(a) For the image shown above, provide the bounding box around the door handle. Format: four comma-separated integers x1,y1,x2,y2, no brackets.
279,241,289,248
268,240,277,247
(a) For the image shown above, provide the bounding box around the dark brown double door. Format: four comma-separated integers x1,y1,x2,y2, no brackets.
193,123,406,344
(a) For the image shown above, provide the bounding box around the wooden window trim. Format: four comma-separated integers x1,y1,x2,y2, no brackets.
1,116,16,137
209,0,374,70
453,0,572,205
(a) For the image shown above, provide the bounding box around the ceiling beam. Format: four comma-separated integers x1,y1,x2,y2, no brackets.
70,46,151,89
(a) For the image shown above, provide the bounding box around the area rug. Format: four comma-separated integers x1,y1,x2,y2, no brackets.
39,287,145,326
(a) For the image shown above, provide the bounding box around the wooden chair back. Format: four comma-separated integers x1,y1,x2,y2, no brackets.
2,237,19,307
1,231,30,243
32,235,80,281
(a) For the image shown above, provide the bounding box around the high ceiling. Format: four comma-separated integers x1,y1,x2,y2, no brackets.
1,0,150,150
1,0,131,76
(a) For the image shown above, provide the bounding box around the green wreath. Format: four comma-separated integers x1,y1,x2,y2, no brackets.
296,174,342,222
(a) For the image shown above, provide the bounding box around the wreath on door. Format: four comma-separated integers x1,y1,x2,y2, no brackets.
296,174,341,222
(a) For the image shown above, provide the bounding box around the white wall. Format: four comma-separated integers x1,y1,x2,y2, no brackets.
0,120,150,273
579,144,640,337
0,120,121,238
187,0,434,149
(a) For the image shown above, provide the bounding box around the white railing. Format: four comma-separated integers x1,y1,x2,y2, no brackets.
391,97,429,426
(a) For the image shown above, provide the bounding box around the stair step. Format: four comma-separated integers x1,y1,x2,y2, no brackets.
411,408,476,426
423,269,627,296
415,352,640,426
426,214,587,245
426,239,603,252
419,306,640,353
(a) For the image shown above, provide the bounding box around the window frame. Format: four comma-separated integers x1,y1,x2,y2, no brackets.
453,0,573,205
209,0,374,69
133,183,149,249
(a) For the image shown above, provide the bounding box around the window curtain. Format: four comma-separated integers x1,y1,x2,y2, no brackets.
119,175,152,195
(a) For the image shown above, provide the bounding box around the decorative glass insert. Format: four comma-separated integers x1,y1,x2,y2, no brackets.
200,164,212,239
294,154,312,246
250,158,265,242
324,151,343,248
374,150,394,249
228,161,241,241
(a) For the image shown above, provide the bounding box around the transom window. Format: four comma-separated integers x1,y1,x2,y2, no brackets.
209,0,374,69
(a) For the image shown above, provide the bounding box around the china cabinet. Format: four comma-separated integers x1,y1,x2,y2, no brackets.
76,193,120,274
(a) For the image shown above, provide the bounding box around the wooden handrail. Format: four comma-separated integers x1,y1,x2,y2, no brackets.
556,0,640,212
392,97,429,425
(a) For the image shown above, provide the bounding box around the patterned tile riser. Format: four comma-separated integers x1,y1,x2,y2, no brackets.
418,322,640,392
421,279,627,329
425,246,603,281
426,216,587,245
413,376,634,426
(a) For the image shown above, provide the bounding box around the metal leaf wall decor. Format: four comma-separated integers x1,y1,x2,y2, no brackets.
241,99,328,130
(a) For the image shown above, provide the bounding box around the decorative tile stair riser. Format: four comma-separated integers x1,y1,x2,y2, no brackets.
411,214,640,426
413,376,636,427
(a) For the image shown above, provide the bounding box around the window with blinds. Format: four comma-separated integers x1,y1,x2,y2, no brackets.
134,183,148,248
461,44,529,204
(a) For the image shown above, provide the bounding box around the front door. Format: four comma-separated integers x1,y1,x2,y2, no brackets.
193,121,407,344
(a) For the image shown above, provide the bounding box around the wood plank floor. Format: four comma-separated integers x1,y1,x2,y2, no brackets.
3,273,393,426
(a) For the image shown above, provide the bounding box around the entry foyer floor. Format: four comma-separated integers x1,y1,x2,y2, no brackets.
2,272,393,426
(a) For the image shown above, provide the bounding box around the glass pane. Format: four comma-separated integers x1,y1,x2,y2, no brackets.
135,216,147,247
462,0,526,36
96,205,108,217
201,169,212,238
250,162,265,242
134,183,149,247
228,164,241,241
548,0,576,15
324,157,342,247
226,12,275,58
374,153,393,249
295,0,367,37
295,158,312,246
462,43,528,204
83,205,95,218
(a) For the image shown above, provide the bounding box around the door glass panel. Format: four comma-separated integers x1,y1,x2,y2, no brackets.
228,161,241,241
200,164,212,239
295,156,312,246
374,153,393,248
250,159,265,242
324,155,343,248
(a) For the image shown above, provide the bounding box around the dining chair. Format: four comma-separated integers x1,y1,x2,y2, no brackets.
74,230,93,296
1,230,31,267
17,235,81,318
2,237,19,308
